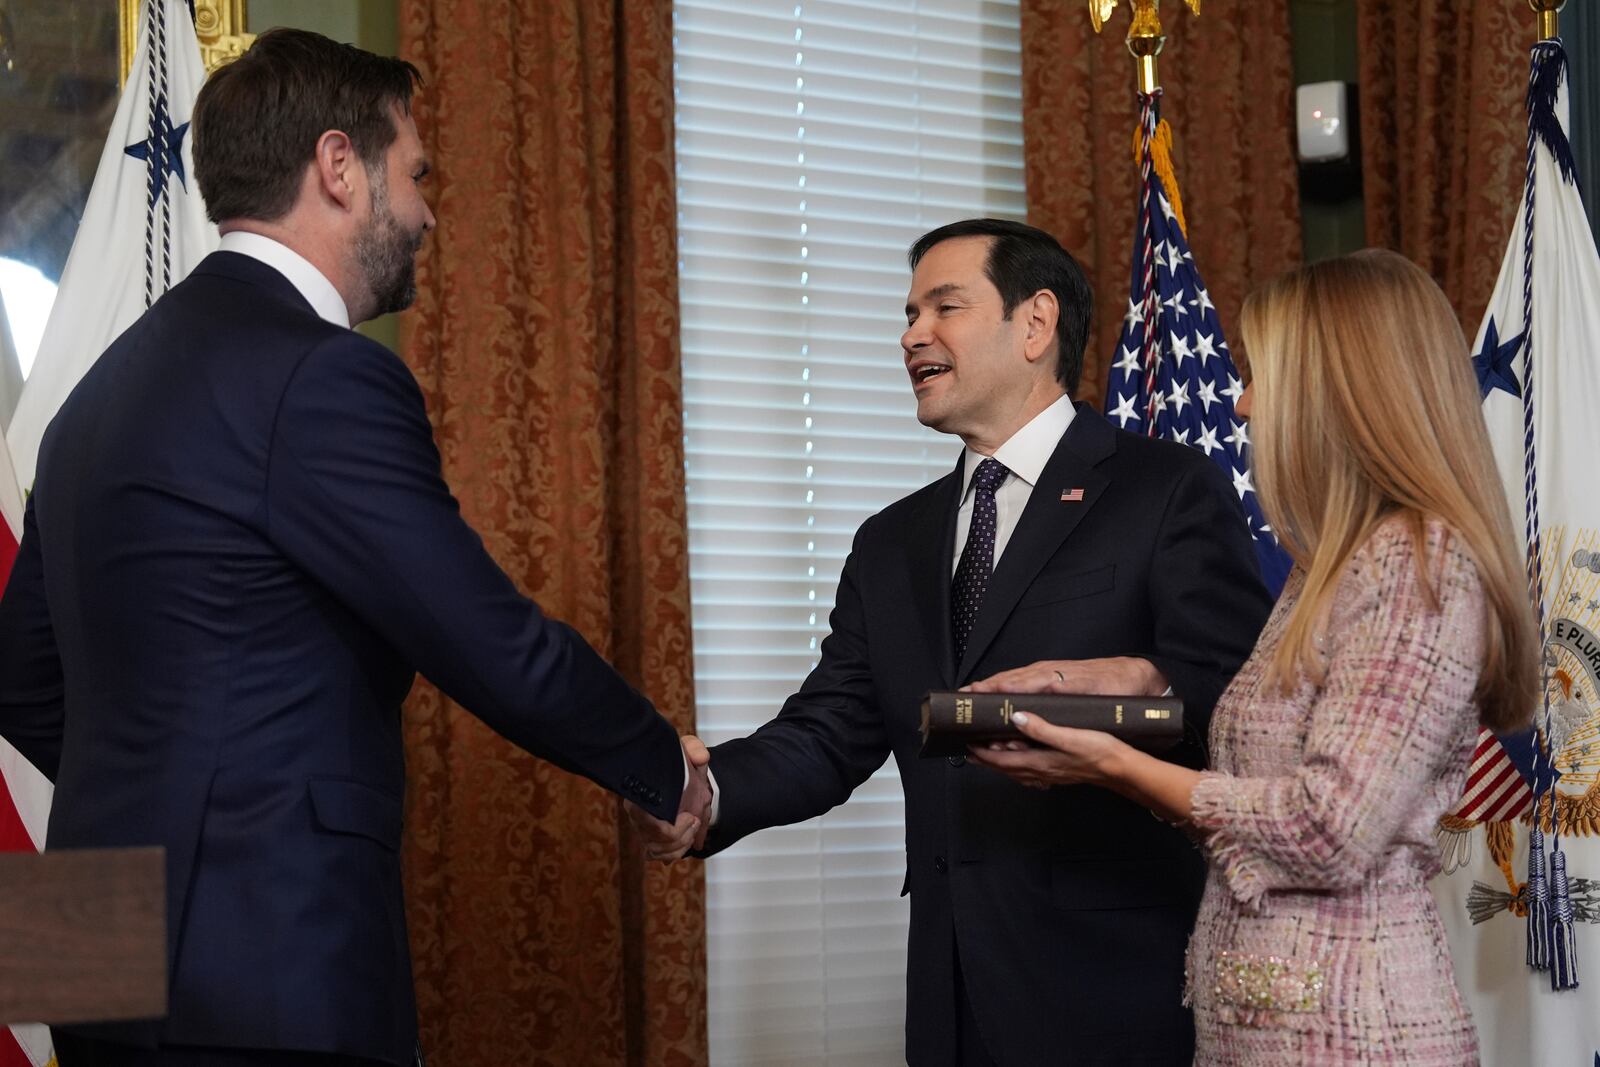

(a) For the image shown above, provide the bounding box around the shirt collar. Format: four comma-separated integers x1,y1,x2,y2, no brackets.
218,231,351,328
959,393,1076,500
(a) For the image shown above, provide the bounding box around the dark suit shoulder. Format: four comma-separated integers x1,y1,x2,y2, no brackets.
172,265,350,356
1104,423,1222,482
159,264,417,412
1097,425,1244,529
40,262,408,500
66,257,355,402
278,327,423,414
854,459,961,541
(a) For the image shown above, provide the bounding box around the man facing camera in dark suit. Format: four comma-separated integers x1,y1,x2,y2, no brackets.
0,28,707,1067
637,219,1272,1065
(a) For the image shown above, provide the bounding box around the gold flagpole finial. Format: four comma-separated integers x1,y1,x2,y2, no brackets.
1530,0,1566,42
1089,1,1201,95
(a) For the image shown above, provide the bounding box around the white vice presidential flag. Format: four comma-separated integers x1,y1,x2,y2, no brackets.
1435,37,1600,1066
0,3,216,1064
5,0,218,490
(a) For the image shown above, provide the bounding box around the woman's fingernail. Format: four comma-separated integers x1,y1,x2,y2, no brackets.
1012,710,1031,726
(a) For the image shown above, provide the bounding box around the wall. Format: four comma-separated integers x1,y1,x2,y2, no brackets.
1570,0,1600,237
1290,0,1364,262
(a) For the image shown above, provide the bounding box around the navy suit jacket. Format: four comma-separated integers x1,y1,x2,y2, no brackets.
0,252,685,1064
702,406,1273,1066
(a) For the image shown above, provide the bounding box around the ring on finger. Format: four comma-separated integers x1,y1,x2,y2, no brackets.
1052,669,1064,682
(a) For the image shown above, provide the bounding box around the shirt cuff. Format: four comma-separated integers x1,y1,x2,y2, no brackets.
681,751,722,827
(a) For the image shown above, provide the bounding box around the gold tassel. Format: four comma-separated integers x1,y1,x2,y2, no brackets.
1132,118,1188,239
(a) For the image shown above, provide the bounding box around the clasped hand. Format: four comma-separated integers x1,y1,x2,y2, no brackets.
964,656,1164,790
625,658,1165,858
626,735,711,863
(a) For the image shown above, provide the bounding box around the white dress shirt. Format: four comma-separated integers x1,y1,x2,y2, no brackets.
955,394,1171,695
952,393,1076,574
707,395,1080,828
218,231,351,328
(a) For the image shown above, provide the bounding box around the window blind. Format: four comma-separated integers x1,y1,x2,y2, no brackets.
672,2,1025,1062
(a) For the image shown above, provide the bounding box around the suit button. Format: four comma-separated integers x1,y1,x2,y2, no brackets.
933,856,948,874
947,755,965,768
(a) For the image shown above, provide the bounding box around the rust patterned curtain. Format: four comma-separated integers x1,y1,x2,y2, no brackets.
1356,0,1530,334
395,2,705,1064
1021,0,1302,409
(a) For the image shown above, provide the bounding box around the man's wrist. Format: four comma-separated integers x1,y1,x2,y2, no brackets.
1132,657,1168,696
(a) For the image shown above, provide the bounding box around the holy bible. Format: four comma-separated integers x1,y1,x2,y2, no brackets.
919,691,1185,758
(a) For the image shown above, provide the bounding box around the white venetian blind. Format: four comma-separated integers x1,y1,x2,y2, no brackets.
672,2,1025,1063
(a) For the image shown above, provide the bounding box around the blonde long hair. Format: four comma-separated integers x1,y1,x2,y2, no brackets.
1239,249,1537,732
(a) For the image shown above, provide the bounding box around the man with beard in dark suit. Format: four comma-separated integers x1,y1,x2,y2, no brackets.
0,28,707,1067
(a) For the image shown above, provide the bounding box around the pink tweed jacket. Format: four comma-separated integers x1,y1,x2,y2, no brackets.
1184,518,1483,1065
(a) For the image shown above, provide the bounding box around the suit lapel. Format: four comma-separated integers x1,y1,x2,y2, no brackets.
907,455,964,689
955,405,1118,683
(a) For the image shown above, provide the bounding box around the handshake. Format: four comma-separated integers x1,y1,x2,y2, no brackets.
624,656,1171,863
628,735,713,863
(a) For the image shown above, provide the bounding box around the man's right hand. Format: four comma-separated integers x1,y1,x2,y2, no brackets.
965,656,1167,697
627,735,712,863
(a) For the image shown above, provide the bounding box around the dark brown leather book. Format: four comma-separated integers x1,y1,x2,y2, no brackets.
918,691,1184,758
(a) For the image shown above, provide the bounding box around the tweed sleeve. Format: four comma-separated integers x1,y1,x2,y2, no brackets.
1189,523,1485,907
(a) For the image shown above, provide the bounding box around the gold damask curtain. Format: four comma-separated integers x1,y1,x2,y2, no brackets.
1021,0,1302,410
396,3,705,1065
1356,0,1529,334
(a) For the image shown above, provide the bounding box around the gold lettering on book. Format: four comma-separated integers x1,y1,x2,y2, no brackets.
1145,708,1170,720
955,698,973,725
1115,704,1124,724
999,699,1015,724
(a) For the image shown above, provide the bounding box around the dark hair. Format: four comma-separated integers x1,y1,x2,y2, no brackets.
908,219,1093,393
192,28,422,224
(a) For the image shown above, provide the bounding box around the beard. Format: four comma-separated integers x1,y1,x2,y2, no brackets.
354,179,422,317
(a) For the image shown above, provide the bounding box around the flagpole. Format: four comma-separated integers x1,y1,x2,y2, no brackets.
1087,0,1201,93
1532,0,1565,43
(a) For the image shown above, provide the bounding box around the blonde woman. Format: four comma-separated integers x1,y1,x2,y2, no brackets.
967,249,1539,1064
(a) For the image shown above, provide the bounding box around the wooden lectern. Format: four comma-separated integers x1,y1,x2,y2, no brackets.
0,847,166,1025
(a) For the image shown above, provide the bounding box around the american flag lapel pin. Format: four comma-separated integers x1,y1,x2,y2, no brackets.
1060,487,1085,502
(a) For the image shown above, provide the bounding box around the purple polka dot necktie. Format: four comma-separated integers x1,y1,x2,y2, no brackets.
952,457,1010,665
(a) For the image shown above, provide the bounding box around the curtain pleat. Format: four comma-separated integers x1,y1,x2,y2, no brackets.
395,3,706,1063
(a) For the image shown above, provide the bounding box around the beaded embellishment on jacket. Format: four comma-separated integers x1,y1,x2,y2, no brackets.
1213,950,1326,1014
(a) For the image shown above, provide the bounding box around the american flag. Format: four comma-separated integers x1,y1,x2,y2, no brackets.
1103,93,1291,595
1455,728,1536,823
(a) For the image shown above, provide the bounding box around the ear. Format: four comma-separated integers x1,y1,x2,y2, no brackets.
1021,289,1060,366
313,129,360,212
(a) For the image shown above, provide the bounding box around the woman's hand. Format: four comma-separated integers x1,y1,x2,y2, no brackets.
964,656,1166,696
970,710,1201,823
965,710,1131,789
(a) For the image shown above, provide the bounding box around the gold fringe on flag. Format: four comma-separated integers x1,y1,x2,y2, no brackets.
1133,118,1188,239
